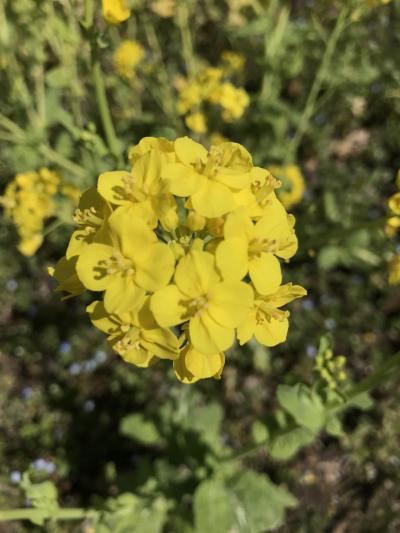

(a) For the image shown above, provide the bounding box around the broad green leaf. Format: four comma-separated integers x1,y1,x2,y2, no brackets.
325,416,344,437
348,392,373,410
277,384,326,431
251,420,270,444
232,471,297,532
269,427,316,460
191,403,223,439
193,480,235,533
119,414,163,446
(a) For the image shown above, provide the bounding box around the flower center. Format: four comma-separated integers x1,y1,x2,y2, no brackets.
248,237,278,258
113,326,141,355
73,207,103,235
256,303,289,325
182,294,209,319
97,251,136,278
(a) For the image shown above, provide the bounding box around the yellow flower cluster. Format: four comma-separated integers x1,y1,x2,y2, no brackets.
113,40,145,80
268,164,305,210
385,177,400,237
52,137,306,383
0,168,61,256
102,0,130,24
176,57,249,134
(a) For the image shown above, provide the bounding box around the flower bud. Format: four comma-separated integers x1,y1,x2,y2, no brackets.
186,211,206,232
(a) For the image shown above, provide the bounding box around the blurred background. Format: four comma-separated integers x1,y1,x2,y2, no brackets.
0,0,400,531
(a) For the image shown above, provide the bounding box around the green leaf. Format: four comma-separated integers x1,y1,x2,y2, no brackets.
318,245,345,270
325,416,344,437
347,392,374,410
251,420,270,444
193,480,235,533
269,427,316,460
191,403,224,439
119,414,163,446
232,471,297,532
277,384,326,431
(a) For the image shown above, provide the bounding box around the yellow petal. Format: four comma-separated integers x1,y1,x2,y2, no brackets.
107,207,157,261
174,136,207,165
173,349,199,384
76,243,114,291
162,162,206,196
224,209,253,241
215,237,248,281
66,229,93,259
237,310,257,345
135,242,175,291
174,250,219,297
141,328,179,359
104,276,146,314
215,167,250,190
208,281,253,328
249,253,282,295
184,346,224,379
86,300,122,335
150,285,186,327
120,347,154,367
255,316,288,347
98,171,133,205
190,312,234,355
191,180,235,218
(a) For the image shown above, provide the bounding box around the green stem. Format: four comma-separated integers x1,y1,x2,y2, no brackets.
38,144,87,179
92,57,121,165
176,1,196,77
0,507,97,522
285,7,349,164
222,351,400,462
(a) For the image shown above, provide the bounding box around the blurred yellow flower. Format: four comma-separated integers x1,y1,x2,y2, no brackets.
216,82,250,121
102,0,130,24
185,112,207,134
0,168,60,256
113,40,145,80
269,164,305,210
221,51,245,73
151,0,176,17
389,255,400,285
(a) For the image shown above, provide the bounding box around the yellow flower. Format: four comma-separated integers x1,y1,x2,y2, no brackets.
389,255,400,285
185,112,207,134
102,0,130,24
237,283,307,347
150,250,254,354
388,192,400,215
151,0,176,17
76,207,175,315
113,40,145,80
215,200,297,294
66,187,112,259
18,234,43,257
128,136,175,166
173,344,225,383
233,167,281,218
176,80,203,114
213,82,249,122
162,137,252,217
269,164,305,210
0,168,60,256
385,216,400,237
87,299,179,367
221,51,245,73
98,149,177,230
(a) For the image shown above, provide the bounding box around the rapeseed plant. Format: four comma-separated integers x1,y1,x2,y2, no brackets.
52,136,306,382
